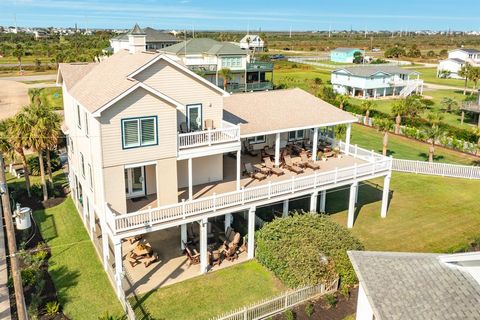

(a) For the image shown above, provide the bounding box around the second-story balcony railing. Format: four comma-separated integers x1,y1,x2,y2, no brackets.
178,121,240,150
187,64,218,74
226,81,273,93
247,61,274,72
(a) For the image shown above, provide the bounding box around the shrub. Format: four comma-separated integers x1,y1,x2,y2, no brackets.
21,267,38,287
305,303,314,317
284,309,295,320
44,301,60,315
256,213,364,288
324,293,338,308
27,152,62,176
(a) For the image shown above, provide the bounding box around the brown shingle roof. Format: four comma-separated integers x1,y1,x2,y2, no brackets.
58,62,97,91
223,88,357,137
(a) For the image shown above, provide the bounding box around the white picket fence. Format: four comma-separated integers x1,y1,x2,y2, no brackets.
392,159,480,179
211,279,339,320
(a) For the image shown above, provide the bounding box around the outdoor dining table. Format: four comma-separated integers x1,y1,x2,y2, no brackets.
133,243,153,257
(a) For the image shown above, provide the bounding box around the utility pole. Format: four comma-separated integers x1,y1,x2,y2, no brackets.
0,153,27,320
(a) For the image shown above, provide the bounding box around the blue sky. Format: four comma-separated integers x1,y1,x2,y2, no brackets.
1,0,479,31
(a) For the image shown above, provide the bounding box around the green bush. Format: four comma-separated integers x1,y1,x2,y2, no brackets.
284,309,295,320
21,267,38,287
324,293,338,308
304,303,314,317
27,152,62,176
256,213,363,288
44,301,60,315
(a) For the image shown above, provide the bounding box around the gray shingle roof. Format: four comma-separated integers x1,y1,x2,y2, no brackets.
448,58,467,64
112,25,178,42
348,251,480,320
130,23,144,35
162,38,245,56
333,65,419,77
453,48,480,54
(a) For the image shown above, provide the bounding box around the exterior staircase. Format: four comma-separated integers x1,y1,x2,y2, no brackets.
399,80,423,97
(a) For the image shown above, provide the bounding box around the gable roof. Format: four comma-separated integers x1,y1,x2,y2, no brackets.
223,88,357,137
57,62,97,91
348,251,480,320
447,58,467,64
58,50,227,116
450,48,480,54
331,47,363,53
112,25,178,42
333,65,419,77
161,38,245,56
240,34,262,43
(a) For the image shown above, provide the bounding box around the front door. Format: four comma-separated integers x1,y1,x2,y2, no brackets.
186,104,202,131
124,167,145,198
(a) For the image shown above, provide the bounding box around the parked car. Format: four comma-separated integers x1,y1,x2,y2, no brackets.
271,54,285,60
372,48,381,52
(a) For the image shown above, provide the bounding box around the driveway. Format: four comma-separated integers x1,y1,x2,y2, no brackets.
0,74,57,82
0,80,29,120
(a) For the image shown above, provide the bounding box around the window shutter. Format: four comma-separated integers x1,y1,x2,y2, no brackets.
141,118,156,145
123,120,139,147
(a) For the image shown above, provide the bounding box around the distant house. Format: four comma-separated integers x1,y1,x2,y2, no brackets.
330,48,364,63
331,65,423,99
110,24,180,53
437,48,480,79
239,34,265,52
348,251,480,320
34,29,49,40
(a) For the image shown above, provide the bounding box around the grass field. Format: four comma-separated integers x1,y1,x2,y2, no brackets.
34,197,124,319
39,87,63,110
131,261,284,320
412,67,466,88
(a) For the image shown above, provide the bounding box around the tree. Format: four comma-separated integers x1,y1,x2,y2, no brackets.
8,113,33,197
12,43,25,72
219,68,232,91
376,119,394,156
468,67,480,94
0,120,15,164
360,100,375,125
425,126,444,162
458,63,472,95
335,94,349,110
472,127,480,154
438,69,451,78
391,100,407,134
440,97,459,113
353,51,363,64
427,112,444,128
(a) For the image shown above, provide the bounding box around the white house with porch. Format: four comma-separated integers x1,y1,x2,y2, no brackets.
57,39,393,309
331,66,424,99
437,48,480,79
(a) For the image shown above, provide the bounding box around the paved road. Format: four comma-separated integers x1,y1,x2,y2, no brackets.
0,74,57,81
423,82,475,92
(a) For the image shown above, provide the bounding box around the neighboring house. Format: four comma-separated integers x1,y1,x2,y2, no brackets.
239,34,265,52
110,24,180,53
57,39,392,304
33,28,49,40
348,251,480,320
159,38,274,93
437,48,480,78
331,48,364,63
331,66,424,99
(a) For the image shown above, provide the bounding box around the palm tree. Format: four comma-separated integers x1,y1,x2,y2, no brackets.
12,43,24,72
335,94,349,110
472,127,480,155
219,68,232,91
440,97,459,113
468,67,480,94
360,100,375,125
391,100,407,134
0,120,15,169
376,119,394,156
28,88,42,106
427,112,444,128
425,126,443,162
9,113,33,197
458,63,471,95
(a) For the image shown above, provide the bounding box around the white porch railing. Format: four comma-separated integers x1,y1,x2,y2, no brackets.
109,150,391,235
178,121,240,150
211,279,339,320
392,159,480,179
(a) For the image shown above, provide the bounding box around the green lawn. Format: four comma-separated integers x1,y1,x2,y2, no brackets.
39,87,63,110
328,172,480,252
412,67,466,88
351,124,478,165
130,261,284,320
33,197,123,319
273,68,331,92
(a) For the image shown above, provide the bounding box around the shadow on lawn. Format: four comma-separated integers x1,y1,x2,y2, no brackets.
418,152,445,162
48,265,81,307
32,210,59,242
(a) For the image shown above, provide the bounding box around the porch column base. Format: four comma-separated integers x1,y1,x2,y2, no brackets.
282,199,289,218
188,157,193,200
309,191,318,212
199,218,209,274
101,222,109,271
347,182,358,228
181,224,187,250
381,173,391,218
113,237,123,296
319,190,326,213
248,207,256,259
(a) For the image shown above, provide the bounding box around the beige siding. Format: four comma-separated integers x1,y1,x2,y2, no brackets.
145,164,156,195
100,87,177,168
156,158,178,205
134,60,224,130
103,165,126,214
177,154,223,188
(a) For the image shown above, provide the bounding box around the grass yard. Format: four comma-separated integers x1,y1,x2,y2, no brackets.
39,87,63,110
130,261,284,320
328,172,480,253
273,66,331,93
412,67,466,88
34,197,123,319
351,124,478,165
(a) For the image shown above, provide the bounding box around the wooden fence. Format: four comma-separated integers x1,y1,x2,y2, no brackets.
211,279,339,320
392,159,480,179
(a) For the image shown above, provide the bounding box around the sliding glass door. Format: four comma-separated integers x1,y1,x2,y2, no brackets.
124,166,145,198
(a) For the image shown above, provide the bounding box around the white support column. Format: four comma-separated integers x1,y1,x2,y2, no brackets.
101,222,109,271
224,213,233,231
309,191,318,212
383,87,386,97
352,88,356,97
236,149,241,191
199,218,209,274
345,123,352,155
356,282,374,320
113,237,123,296
312,128,318,161
347,182,358,229
274,132,281,166
381,173,391,218
319,190,326,213
188,157,193,200
248,207,256,259
282,199,289,217
180,224,187,250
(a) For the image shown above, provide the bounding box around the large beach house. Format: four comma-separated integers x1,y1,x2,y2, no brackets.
437,48,480,79
109,24,180,53
57,39,392,305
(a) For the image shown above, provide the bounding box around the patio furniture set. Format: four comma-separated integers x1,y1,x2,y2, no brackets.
126,236,160,268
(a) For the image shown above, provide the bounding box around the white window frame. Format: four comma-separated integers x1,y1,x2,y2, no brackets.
84,111,89,137
76,104,82,129
288,130,305,141
80,153,85,178
247,135,266,144
88,164,93,190
121,116,158,149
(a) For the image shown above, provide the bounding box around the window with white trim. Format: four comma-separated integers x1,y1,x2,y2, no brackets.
247,135,266,144
88,164,93,190
121,117,157,149
221,57,242,68
76,105,82,129
84,111,89,137
80,153,85,177
288,130,305,141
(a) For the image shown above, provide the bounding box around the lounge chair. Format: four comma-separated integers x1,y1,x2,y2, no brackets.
300,153,320,170
179,122,188,133
284,155,304,174
223,233,241,261
183,241,200,266
209,249,223,266
263,157,284,176
244,163,267,181
204,119,214,130
144,252,159,268
219,226,235,243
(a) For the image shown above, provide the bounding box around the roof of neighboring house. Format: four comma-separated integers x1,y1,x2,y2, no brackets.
58,50,226,114
223,88,357,137
348,251,480,320
446,58,466,64
333,65,419,77
240,34,262,43
112,25,178,42
450,48,480,54
161,38,245,56
331,47,363,53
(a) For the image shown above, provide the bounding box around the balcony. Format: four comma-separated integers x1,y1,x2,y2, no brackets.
226,81,273,93
247,61,274,72
187,64,217,74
